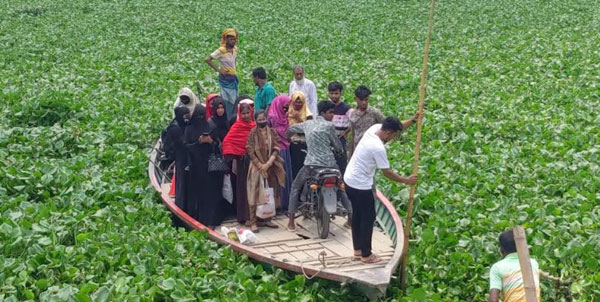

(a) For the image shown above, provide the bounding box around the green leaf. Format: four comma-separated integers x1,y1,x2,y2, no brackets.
38,237,52,246
92,286,110,302
0,223,12,236
159,278,176,291
133,265,146,275
422,228,435,242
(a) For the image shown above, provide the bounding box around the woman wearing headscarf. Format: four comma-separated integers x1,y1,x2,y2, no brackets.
184,104,224,228
207,96,233,217
222,101,255,224
227,95,252,127
173,87,200,115
208,96,230,142
166,106,191,227
205,93,219,120
267,95,293,210
245,110,286,232
288,91,312,179
205,28,239,118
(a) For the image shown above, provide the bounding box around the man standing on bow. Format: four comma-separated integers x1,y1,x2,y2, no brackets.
288,65,317,116
205,28,239,118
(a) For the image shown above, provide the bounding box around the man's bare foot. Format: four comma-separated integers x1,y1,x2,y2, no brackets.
287,220,296,232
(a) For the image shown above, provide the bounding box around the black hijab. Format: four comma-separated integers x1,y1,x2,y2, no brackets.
174,106,190,128
209,97,230,142
184,104,211,144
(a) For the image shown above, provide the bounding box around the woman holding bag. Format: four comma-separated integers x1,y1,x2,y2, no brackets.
246,110,286,233
207,96,235,217
184,104,224,228
222,100,255,224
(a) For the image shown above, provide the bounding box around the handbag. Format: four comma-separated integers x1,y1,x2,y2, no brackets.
208,144,229,172
256,177,276,219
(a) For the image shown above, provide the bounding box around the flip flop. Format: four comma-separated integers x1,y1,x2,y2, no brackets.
264,221,279,229
361,254,382,264
286,225,296,232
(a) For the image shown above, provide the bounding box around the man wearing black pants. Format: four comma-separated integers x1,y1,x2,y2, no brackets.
344,117,418,263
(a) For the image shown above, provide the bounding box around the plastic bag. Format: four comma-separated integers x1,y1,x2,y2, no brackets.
220,226,257,244
220,226,239,241
256,178,275,219
222,174,233,204
237,229,258,244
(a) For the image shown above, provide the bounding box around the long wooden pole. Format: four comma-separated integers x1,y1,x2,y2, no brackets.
400,0,436,290
513,226,538,302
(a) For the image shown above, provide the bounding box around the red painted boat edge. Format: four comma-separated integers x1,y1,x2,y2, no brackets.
148,141,404,291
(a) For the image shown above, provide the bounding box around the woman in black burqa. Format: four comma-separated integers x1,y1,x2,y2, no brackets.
164,106,191,227
208,96,236,218
184,104,224,228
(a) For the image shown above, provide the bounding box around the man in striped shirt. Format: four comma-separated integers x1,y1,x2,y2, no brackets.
328,82,351,175
489,230,541,302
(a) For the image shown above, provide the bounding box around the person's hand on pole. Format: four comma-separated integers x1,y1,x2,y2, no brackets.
403,175,418,185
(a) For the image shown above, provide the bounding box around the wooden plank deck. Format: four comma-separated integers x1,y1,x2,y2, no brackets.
163,180,395,270
150,143,404,298
165,180,396,272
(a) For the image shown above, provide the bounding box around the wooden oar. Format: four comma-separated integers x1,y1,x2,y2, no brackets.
513,226,538,302
399,0,436,290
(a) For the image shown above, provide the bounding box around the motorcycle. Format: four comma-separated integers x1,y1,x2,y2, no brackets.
296,167,348,239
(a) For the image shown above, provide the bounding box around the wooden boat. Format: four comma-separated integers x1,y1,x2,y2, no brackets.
148,140,404,298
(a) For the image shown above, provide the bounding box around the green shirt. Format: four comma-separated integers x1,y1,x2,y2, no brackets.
254,83,276,111
489,253,541,302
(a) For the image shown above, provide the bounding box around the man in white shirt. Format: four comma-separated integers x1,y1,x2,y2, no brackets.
344,117,418,263
288,65,317,116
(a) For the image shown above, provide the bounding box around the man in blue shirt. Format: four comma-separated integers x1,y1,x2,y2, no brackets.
252,67,276,112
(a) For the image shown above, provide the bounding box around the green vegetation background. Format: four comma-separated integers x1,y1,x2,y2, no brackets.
1,0,598,301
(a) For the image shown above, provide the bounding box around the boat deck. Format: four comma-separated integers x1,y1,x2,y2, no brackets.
161,183,396,275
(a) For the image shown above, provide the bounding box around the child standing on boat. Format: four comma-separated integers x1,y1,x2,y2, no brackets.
344,117,418,264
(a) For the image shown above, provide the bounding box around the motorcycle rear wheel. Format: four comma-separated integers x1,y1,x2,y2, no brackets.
316,194,330,239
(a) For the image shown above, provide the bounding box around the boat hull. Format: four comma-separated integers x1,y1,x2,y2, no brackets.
148,140,404,297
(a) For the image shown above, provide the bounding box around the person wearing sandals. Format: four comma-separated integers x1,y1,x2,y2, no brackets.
245,110,286,232
344,117,418,264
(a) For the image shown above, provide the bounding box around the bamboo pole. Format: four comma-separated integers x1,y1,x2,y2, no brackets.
399,0,436,290
513,226,538,302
